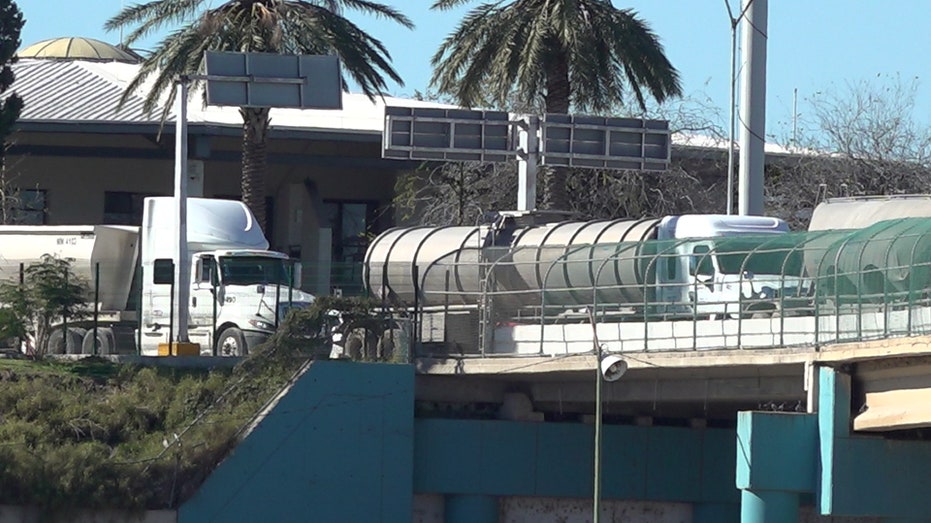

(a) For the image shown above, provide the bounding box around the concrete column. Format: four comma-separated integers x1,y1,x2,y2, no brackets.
740,490,798,523
445,494,497,523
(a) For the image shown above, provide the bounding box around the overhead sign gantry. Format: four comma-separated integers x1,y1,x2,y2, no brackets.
383,107,671,210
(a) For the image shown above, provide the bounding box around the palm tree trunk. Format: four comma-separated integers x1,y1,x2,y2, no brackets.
541,41,571,211
241,107,271,231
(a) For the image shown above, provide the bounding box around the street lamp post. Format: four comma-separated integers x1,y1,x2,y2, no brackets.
594,339,604,522
589,308,628,523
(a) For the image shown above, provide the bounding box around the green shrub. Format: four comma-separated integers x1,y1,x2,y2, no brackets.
0,309,327,513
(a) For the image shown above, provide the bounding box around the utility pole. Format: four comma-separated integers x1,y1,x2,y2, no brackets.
737,0,768,216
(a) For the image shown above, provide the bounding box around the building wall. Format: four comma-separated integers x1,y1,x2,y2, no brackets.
7,131,403,295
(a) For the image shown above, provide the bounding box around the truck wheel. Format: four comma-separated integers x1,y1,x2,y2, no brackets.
378,328,408,362
216,327,247,356
47,329,66,355
47,328,86,355
82,328,115,355
344,328,377,360
65,328,86,355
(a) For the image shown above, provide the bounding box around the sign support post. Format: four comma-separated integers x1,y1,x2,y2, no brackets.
516,116,539,211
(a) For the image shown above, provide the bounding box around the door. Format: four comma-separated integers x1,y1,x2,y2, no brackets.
190,255,219,335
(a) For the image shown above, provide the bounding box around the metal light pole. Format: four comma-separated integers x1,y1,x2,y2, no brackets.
594,339,605,523
589,308,627,523
726,7,739,215
737,0,768,216
173,77,191,345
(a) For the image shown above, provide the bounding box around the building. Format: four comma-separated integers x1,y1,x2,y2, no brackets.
5,37,445,295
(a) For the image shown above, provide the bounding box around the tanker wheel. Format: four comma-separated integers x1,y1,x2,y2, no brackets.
378,328,407,362
217,327,247,357
82,328,115,355
65,328,86,355
344,328,377,360
47,331,62,355
48,328,82,355
740,301,777,319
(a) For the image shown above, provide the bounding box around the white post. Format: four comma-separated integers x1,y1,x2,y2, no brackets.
517,115,539,211
738,0,768,216
174,79,191,343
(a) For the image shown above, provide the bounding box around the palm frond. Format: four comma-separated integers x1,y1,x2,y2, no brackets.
110,0,412,115
104,0,206,46
431,0,681,113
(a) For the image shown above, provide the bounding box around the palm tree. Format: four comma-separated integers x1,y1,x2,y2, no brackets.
430,0,682,210
105,0,413,230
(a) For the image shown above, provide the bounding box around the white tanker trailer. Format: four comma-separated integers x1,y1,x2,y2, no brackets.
364,212,796,327
808,194,931,232
0,197,314,356
801,194,931,306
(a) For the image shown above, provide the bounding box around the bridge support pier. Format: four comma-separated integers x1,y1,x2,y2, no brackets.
737,365,931,521
740,490,798,523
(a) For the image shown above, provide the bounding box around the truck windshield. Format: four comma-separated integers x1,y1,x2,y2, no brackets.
713,236,805,276
219,256,292,286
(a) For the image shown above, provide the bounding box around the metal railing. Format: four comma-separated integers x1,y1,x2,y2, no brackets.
369,218,931,358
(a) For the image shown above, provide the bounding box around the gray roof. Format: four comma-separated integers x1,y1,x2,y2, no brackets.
8,59,153,123
3,58,812,157
3,58,453,136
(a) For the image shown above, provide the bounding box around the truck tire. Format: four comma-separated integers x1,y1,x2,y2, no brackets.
82,328,115,355
65,328,86,354
48,327,86,355
344,328,377,360
378,328,408,362
216,327,247,357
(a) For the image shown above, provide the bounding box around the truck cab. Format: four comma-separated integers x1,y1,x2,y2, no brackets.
138,197,314,356
656,215,798,318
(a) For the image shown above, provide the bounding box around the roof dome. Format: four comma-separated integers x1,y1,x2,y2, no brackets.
17,37,141,63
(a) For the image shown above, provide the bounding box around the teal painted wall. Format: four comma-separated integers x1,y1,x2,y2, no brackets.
179,361,415,523
736,366,931,521
414,418,740,506
179,363,744,522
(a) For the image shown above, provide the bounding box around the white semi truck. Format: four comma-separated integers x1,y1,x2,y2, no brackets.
0,197,314,356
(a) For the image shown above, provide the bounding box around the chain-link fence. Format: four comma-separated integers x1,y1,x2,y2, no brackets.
365,217,931,357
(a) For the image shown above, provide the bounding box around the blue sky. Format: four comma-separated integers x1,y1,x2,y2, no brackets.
15,1,931,142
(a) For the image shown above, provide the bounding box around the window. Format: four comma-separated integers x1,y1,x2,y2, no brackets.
11,189,47,224
324,200,378,294
197,256,216,284
104,191,161,225
218,256,291,286
324,201,377,264
665,253,678,281
714,236,805,276
690,245,715,277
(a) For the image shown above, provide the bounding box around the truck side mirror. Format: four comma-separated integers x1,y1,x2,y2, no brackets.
153,258,174,284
